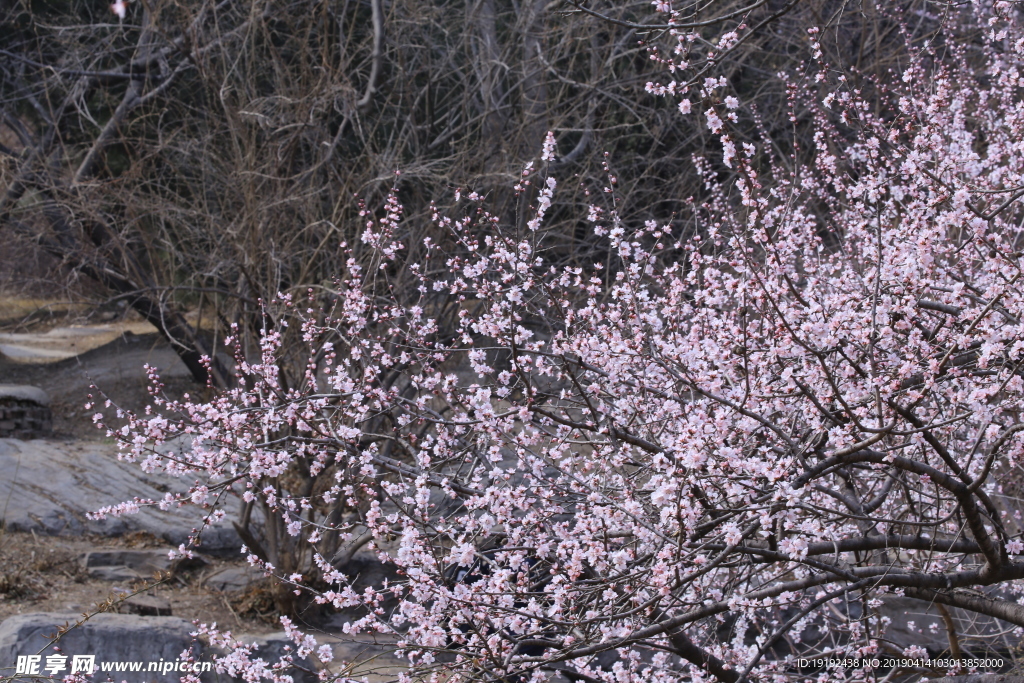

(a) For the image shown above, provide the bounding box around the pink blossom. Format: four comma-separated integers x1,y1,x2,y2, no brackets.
93,7,1024,682
704,108,723,132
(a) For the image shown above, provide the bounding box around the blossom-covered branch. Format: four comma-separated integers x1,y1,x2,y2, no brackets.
93,3,1024,682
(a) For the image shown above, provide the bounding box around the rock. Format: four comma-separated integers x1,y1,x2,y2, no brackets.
205,566,262,593
326,551,402,621
878,596,1001,657
0,385,50,406
0,385,51,438
123,595,172,617
0,613,208,683
0,439,241,550
82,549,174,573
322,636,402,666
226,633,318,683
0,614,325,683
81,549,207,579
87,566,144,582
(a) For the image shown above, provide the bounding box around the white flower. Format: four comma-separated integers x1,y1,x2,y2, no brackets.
778,537,809,559
902,645,928,661
541,131,558,161
722,136,736,167
705,108,724,133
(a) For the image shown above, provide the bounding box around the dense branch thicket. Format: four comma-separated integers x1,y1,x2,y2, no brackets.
1,0,945,385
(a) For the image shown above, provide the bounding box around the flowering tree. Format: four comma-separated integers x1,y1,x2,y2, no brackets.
90,3,1024,682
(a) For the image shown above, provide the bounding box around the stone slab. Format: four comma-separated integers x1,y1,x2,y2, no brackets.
0,614,318,683
225,633,317,683
204,566,262,593
879,596,1002,657
0,439,240,550
0,612,206,683
0,385,49,406
87,565,144,582
124,595,172,617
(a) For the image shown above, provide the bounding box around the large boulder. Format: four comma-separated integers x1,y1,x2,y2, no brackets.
0,614,318,683
307,635,407,680
204,565,263,593
329,551,402,621
0,439,240,550
222,633,318,683
0,613,205,683
81,549,208,582
0,385,49,405
877,596,1002,657
122,594,174,617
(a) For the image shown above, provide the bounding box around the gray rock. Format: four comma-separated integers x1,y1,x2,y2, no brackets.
226,633,318,683
878,596,1001,656
87,566,144,582
0,612,208,683
205,566,262,593
0,385,49,406
326,551,402,620
82,549,208,583
82,549,174,573
123,595,172,617
0,439,240,550
0,614,325,683
322,636,402,665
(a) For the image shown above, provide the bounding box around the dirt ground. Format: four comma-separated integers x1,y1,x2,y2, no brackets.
0,302,263,629
0,527,413,680
0,527,275,632
0,310,199,441
0,301,411,680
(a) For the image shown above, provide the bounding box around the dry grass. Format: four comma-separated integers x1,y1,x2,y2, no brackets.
0,529,268,632
0,299,90,328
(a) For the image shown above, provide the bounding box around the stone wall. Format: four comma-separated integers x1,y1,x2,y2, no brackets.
0,398,51,438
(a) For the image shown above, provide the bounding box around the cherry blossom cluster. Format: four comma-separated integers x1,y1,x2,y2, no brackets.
89,4,1024,682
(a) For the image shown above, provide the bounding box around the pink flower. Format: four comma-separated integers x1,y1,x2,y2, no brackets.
705,108,723,133
541,131,557,162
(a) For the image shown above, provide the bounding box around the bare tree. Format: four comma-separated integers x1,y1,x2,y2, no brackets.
1,0,939,387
